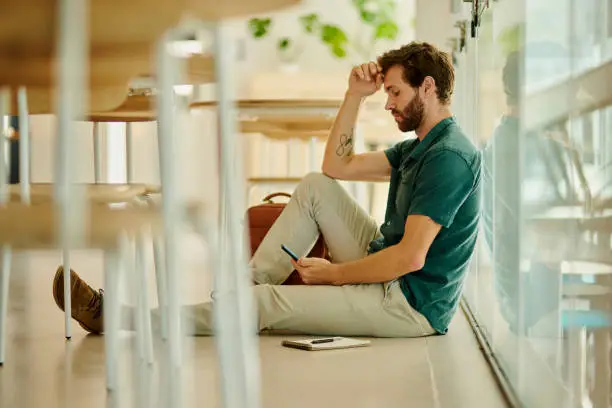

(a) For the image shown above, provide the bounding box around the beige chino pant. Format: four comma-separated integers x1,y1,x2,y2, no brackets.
170,173,435,338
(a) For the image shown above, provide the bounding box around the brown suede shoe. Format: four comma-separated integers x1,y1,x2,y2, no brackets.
52,266,104,334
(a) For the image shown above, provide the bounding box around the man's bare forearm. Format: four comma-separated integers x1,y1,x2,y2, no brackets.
321,92,364,176
331,245,423,285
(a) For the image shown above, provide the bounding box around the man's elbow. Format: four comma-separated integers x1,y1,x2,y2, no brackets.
321,162,344,179
321,162,334,177
394,251,425,276
400,258,425,274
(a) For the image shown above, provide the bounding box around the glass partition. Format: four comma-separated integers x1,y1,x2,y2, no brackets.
457,0,612,406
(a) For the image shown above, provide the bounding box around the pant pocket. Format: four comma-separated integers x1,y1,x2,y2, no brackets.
382,279,398,303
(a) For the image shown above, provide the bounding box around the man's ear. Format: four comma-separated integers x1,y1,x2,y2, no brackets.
422,76,436,99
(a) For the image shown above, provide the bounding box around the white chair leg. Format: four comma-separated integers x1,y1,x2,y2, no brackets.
0,245,12,365
128,237,146,360
126,123,134,184
143,195,168,340
62,248,72,340
156,33,183,408
93,122,102,183
152,235,167,340
17,87,31,204
0,90,11,366
213,21,262,408
105,239,125,392
156,31,187,380
136,233,154,364
55,0,87,342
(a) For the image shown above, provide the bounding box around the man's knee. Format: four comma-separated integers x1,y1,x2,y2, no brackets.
295,172,338,198
302,172,334,186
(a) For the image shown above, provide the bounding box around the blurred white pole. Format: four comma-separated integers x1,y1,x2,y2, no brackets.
213,21,262,408
157,34,181,357
17,88,30,204
55,0,89,340
0,89,9,366
93,122,102,183
126,122,134,183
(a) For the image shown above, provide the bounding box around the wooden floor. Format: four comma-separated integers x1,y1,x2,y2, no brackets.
0,246,509,408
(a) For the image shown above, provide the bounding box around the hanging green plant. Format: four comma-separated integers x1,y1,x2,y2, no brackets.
248,18,272,38
248,0,400,61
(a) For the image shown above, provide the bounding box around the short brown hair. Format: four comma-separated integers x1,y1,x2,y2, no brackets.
378,42,455,105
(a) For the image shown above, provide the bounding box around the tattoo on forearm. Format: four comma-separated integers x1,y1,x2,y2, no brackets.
335,128,354,157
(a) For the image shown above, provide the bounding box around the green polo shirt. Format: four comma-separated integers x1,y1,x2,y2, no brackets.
368,117,481,334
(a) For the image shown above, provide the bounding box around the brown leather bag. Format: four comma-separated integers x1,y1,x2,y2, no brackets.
246,192,329,285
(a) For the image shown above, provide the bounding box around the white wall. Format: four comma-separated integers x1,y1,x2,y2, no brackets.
414,0,457,52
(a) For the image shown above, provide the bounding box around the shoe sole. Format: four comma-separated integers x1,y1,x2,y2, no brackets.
52,267,102,334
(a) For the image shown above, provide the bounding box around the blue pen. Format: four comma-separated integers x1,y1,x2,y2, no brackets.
281,244,299,262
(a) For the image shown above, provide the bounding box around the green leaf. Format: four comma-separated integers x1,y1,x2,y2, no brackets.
360,10,377,23
278,37,291,50
299,13,319,33
331,45,347,58
320,24,348,45
353,0,398,25
374,21,399,40
248,18,271,39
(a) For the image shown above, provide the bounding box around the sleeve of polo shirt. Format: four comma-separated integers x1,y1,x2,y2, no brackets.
408,150,474,228
384,142,403,169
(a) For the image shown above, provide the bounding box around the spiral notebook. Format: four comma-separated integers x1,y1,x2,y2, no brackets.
281,337,371,351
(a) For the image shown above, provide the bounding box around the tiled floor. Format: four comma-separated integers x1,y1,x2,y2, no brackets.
0,247,509,408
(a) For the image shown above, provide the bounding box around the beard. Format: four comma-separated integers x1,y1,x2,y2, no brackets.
392,94,424,133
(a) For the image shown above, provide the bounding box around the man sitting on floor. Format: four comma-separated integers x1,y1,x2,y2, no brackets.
53,41,482,338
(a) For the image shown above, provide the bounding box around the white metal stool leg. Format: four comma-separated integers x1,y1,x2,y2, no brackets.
213,21,261,408
17,88,31,204
55,0,88,342
152,235,167,340
103,251,120,391
126,122,134,183
0,89,11,366
135,232,154,364
156,33,182,371
128,236,145,360
156,33,190,408
0,245,11,366
62,250,72,339
93,122,102,183
149,124,168,341
21,85,74,343
104,240,124,392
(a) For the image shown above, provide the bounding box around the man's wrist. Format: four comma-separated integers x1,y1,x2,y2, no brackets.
345,90,366,102
331,263,346,285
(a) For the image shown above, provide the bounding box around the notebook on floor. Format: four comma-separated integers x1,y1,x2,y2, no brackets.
281,337,371,351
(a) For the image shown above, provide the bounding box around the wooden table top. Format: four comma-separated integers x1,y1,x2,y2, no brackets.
0,0,299,88
7,54,214,115
0,0,301,53
190,98,384,121
191,99,345,109
87,95,337,138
